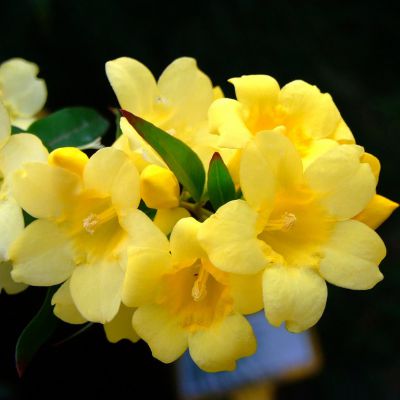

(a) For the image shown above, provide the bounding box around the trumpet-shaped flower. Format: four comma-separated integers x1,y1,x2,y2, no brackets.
199,131,387,332
107,57,229,169
107,57,219,233
123,217,260,372
10,146,159,323
0,102,48,294
0,58,47,128
209,75,354,162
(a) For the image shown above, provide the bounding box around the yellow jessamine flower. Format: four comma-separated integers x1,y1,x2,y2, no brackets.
199,131,387,333
107,57,233,169
0,101,48,294
208,74,399,218
0,58,47,128
209,75,353,159
123,217,260,372
10,146,159,324
107,57,221,233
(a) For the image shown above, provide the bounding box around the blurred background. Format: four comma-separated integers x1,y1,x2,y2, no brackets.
0,0,399,399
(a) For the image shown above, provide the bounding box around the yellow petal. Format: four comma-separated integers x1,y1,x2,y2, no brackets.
230,271,264,315
153,207,191,235
0,261,27,294
84,147,140,212
354,194,398,229
305,144,376,219
0,102,10,148
170,217,204,267
331,118,355,143
122,247,172,307
132,304,188,363
48,147,88,176
51,280,86,324
12,162,81,219
229,75,280,112
10,220,75,285
198,200,267,274
301,138,339,169
104,304,139,343
213,86,224,100
188,313,256,372
279,80,341,139
0,133,48,178
0,195,24,261
0,58,47,117
263,265,327,333
319,220,386,290
208,98,252,148
361,152,380,181
118,209,169,251
70,260,124,323
240,130,302,213
158,57,214,127
140,165,180,209
105,57,157,116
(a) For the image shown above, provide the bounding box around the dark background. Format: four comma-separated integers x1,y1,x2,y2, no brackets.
0,1,399,399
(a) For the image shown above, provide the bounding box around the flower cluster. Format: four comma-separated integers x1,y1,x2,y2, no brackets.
0,57,397,372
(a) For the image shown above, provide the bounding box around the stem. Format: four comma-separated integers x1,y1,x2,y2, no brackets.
180,201,213,221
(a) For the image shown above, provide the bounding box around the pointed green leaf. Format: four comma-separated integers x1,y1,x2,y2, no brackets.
207,152,236,211
15,287,59,377
28,107,109,151
122,110,205,202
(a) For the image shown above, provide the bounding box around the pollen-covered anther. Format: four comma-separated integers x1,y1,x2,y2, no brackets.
282,212,297,231
264,211,297,232
191,268,209,302
82,208,116,234
82,213,99,235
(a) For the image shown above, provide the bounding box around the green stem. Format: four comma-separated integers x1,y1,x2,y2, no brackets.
180,201,213,221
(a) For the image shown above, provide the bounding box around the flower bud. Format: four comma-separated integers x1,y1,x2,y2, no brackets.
140,165,180,209
48,147,89,176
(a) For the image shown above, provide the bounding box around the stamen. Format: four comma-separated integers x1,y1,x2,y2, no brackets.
82,207,116,234
191,268,209,302
264,212,296,232
83,213,98,234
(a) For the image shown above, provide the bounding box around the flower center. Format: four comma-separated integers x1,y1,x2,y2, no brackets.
82,207,117,234
191,267,210,302
264,212,297,232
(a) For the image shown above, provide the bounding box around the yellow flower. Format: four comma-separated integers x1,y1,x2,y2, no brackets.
209,75,354,164
107,57,220,233
0,58,47,128
10,146,159,323
123,217,259,372
199,131,387,332
0,102,48,294
107,57,230,168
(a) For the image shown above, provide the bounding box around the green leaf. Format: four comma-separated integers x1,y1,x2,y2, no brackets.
122,110,205,202
207,152,236,211
28,107,109,151
11,125,25,134
15,287,59,377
